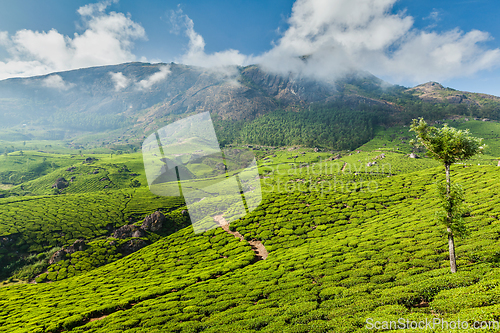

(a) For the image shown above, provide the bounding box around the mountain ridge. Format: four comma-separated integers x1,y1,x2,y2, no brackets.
406,81,500,108
0,62,499,148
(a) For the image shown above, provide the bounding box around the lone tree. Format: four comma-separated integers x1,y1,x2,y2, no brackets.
410,118,485,273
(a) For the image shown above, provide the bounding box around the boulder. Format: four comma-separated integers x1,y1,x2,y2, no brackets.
132,229,146,238
112,225,144,239
49,250,66,264
118,239,148,256
409,153,419,159
141,211,167,232
65,239,86,254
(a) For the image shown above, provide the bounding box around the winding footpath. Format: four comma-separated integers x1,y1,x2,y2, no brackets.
213,214,268,260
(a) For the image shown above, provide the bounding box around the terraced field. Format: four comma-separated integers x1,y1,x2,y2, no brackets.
1,120,499,332
1,164,500,332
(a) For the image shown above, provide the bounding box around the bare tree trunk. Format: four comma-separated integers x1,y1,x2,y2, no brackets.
447,227,457,273
445,164,457,273
445,164,451,196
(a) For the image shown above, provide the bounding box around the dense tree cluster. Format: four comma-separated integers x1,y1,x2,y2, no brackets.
215,102,393,150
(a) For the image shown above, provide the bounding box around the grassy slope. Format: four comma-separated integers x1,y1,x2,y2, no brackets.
0,188,184,253
1,165,500,332
453,120,500,157
4,152,148,195
359,120,500,164
0,121,499,332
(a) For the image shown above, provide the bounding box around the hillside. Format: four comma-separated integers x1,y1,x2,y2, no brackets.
0,119,498,331
0,63,394,130
406,82,500,116
2,62,498,152
1,163,500,332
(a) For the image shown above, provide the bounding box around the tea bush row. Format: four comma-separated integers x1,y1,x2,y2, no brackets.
1,165,500,332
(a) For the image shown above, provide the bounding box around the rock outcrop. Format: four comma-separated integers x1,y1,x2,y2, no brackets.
141,211,166,232
82,157,97,164
49,250,66,264
112,211,167,239
49,239,88,264
52,177,69,189
65,239,86,254
112,225,146,239
118,239,148,256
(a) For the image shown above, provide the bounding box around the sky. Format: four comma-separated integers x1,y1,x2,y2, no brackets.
0,0,499,95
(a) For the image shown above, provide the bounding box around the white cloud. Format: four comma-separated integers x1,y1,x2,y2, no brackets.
1,0,499,86
0,0,145,80
77,0,118,16
381,28,500,82
109,71,130,91
170,8,252,70
137,65,171,90
42,74,75,90
424,9,441,23
109,65,171,91
170,0,500,84
255,0,500,83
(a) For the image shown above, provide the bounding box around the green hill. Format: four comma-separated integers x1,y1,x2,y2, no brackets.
1,164,500,332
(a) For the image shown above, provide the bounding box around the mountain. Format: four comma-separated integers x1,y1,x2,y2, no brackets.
406,81,500,111
0,62,397,127
0,62,499,148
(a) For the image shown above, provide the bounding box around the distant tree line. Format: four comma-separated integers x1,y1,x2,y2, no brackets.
214,101,393,150
213,95,500,150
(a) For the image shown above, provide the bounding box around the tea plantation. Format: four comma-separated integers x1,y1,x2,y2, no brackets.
0,163,499,332
0,120,499,332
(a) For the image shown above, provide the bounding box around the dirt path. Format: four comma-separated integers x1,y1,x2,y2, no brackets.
213,215,268,260
341,162,347,172
90,315,108,322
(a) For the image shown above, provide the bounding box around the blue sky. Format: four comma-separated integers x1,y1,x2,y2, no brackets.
0,0,499,95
